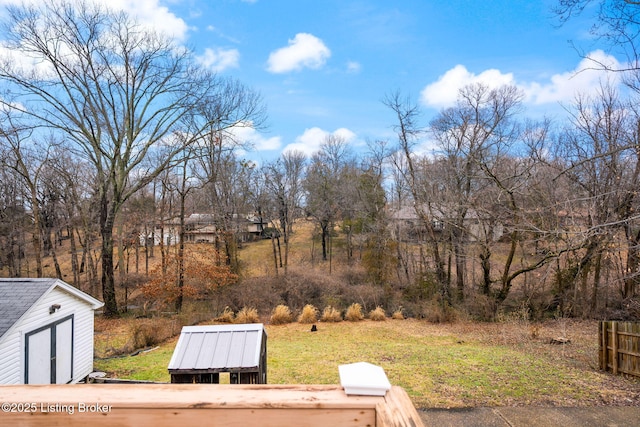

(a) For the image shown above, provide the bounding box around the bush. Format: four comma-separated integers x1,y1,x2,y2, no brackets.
391,309,405,320
320,306,342,322
298,304,319,324
128,319,169,350
369,306,386,321
345,303,364,322
235,306,260,324
215,306,235,323
270,304,293,325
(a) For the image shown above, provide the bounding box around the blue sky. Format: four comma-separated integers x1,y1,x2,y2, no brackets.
1,0,623,161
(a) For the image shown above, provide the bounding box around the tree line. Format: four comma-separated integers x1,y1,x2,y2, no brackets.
1,0,639,319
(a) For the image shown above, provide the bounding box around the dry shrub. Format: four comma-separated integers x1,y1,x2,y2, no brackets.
320,306,342,322
298,304,319,324
128,318,172,350
392,308,405,320
369,306,386,321
215,306,235,323
236,306,260,323
230,276,280,314
270,304,293,325
345,303,364,322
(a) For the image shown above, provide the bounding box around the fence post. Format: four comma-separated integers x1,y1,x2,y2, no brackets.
612,321,618,375
599,321,607,371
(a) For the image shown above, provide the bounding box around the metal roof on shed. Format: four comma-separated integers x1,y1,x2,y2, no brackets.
168,323,265,373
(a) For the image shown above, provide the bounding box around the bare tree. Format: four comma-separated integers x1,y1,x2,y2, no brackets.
429,83,524,301
555,83,640,312
384,91,450,300
0,108,55,278
262,150,306,274
0,1,233,315
304,136,352,266
553,0,640,91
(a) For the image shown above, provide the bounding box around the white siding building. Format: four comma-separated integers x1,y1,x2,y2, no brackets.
0,278,104,384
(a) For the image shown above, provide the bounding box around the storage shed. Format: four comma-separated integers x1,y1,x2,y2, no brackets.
0,278,104,384
168,323,267,384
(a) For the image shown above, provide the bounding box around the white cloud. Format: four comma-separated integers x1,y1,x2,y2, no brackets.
0,0,190,42
282,127,356,156
346,61,361,74
421,65,515,108
95,0,189,42
523,50,622,105
196,47,240,72
421,50,624,110
267,33,331,73
229,125,282,152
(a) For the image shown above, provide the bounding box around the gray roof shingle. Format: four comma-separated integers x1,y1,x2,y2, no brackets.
0,278,57,339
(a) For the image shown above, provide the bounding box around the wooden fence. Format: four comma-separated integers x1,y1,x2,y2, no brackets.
599,321,640,378
0,384,424,427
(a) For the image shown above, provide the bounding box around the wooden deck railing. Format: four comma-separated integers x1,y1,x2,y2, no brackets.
599,320,640,378
0,384,424,427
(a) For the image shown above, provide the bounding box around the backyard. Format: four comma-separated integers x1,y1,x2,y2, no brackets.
94,316,640,409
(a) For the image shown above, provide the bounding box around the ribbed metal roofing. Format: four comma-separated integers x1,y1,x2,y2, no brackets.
168,323,265,373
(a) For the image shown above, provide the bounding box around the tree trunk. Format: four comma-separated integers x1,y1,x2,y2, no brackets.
321,222,329,261
100,195,118,317
453,238,466,301
271,232,279,276
624,228,640,298
29,185,43,277
69,224,79,287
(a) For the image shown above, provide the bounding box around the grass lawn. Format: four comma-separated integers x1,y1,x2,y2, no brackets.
94,318,640,409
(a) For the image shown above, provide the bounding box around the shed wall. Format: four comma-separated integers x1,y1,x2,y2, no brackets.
0,288,96,384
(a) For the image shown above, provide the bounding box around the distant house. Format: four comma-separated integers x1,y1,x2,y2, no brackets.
388,204,503,242
184,213,218,243
140,213,270,246
184,213,270,244
0,278,103,384
139,219,181,247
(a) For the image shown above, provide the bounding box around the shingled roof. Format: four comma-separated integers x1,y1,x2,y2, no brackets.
0,278,103,340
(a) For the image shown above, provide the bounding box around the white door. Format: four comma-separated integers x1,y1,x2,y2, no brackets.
55,318,73,384
25,316,74,384
26,328,51,384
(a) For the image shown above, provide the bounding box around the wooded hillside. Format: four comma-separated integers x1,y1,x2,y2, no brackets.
1,0,640,321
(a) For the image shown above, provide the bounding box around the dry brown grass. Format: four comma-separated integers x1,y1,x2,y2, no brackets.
320,306,342,322
214,306,235,323
369,306,387,321
345,303,364,321
298,304,319,324
270,304,293,325
235,306,260,323
392,309,405,320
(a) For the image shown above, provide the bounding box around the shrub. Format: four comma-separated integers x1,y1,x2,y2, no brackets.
128,319,168,350
215,306,235,323
369,306,386,321
270,304,293,325
235,306,260,324
391,309,405,320
320,306,342,322
298,304,319,324
345,303,364,322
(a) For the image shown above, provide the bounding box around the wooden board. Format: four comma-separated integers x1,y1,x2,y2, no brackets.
0,384,424,427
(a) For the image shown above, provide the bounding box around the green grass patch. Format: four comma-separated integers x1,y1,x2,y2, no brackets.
93,319,635,408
